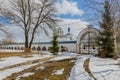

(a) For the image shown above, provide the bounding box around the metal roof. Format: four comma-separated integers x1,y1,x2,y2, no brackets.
0,40,77,45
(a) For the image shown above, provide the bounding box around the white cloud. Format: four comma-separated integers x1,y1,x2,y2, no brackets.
4,25,24,42
0,18,88,42
0,0,84,16
55,0,84,16
0,25,52,42
57,18,88,39
0,0,88,42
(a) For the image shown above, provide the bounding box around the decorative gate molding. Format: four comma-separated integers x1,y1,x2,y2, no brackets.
76,26,99,54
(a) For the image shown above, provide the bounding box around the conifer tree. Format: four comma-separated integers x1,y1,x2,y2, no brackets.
51,28,59,55
97,0,114,57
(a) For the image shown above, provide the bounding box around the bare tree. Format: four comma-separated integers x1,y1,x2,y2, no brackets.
0,0,57,52
83,0,120,27
83,0,120,54
1,34,16,44
0,24,15,44
0,24,8,34
83,0,104,26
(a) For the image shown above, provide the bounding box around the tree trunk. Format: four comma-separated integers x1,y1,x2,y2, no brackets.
113,23,118,58
24,33,31,52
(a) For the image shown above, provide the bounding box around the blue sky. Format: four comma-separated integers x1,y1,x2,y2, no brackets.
0,0,96,42
0,0,103,27
55,0,103,29
0,0,87,24
0,17,11,24
56,0,86,19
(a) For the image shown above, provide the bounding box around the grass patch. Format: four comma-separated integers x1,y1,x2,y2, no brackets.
83,58,97,80
0,52,42,58
5,58,75,80
20,55,33,58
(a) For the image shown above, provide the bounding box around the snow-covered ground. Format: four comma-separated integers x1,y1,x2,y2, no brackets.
36,66,45,70
16,72,34,80
0,54,51,68
1,51,120,80
0,52,77,80
52,68,64,75
0,63,38,80
69,55,120,80
0,49,24,52
69,55,94,80
90,57,120,80
50,52,79,61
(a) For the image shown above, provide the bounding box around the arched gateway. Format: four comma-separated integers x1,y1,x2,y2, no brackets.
76,26,99,54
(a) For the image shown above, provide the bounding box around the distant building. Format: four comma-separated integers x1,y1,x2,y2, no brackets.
57,27,73,41
56,27,64,38
0,25,100,54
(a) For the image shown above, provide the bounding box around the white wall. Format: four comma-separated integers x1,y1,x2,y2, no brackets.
0,42,77,52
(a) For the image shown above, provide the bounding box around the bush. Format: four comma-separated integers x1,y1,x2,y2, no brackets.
99,50,106,58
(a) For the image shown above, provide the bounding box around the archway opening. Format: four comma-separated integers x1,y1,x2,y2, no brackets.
42,47,47,51
77,27,99,54
80,32,98,54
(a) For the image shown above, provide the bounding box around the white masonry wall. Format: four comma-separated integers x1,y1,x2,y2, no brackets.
0,42,77,53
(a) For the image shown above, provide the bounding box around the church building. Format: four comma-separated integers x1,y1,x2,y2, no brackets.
0,25,100,54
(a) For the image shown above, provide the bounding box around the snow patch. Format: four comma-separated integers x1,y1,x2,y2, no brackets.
69,55,120,80
44,77,49,80
90,57,120,80
0,49,24,52
50,52,78,61
16,72,34,80
0,63,38,80
69,55,93,80
70,60,76,63
36,66,45,70
52,68,64,75
58,52,78,56
0,54,51,68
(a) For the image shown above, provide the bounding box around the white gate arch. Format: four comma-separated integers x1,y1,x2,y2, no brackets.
76,26,99,54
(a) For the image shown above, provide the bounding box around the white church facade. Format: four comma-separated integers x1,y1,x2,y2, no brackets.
0,25,100,54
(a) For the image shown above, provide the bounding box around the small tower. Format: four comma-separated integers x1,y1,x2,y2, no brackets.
56,27,64,38
68,27,70,33
65,27,73,40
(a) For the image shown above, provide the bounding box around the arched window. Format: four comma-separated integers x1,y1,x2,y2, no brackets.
21,47,24,50
7,47,9,49
42,47,46,51
15,47,17,50
11,47,13,50
83,47,86,49
61,46,68,52
9,47,11,49
32,47,36,50
37,47,41,51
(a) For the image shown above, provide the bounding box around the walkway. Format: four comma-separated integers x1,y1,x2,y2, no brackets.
69,55,120,80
